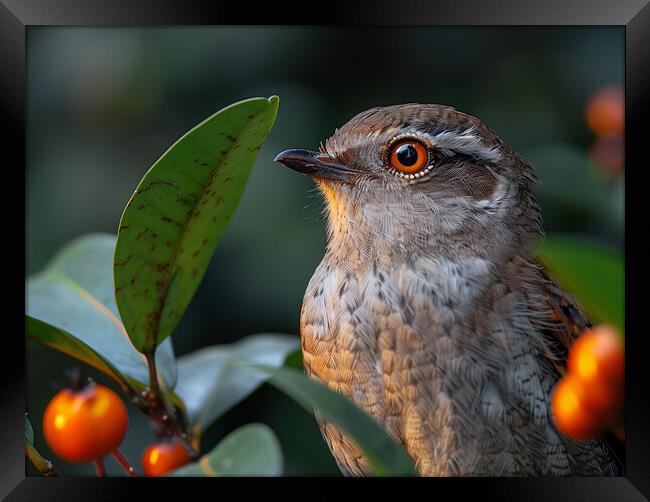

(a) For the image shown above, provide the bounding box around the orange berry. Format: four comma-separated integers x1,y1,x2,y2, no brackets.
551,374,601,441
568,325,624,425
43,383,128,462
142,441,192,476
586,86,624,136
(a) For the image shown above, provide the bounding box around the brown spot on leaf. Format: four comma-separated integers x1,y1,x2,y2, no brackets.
192,250,200,258
114,255,134,267
136,228,150,240
138,204,145,210
191,269,197,278
146,311,161,331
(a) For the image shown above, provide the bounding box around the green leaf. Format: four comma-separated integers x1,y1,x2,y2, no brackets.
25,415,34,445
240,364,418,476
536,235,624,335
175,334,299,438
171,424,283,476
114,96,280,353
283,349,303,369
26,234,177,393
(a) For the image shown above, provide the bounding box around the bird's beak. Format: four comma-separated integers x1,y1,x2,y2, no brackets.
274,149,360,183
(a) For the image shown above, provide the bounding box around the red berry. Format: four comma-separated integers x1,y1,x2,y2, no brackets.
567,325,624,425
142,441,192,476
551,374,601,441
43,383,128,462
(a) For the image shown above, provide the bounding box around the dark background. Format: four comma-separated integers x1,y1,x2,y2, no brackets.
26,26,624,476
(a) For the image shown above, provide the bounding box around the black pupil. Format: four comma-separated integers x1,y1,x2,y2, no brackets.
396,144,418,166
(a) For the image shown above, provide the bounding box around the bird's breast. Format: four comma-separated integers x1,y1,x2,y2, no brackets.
300,255,519,474
300,254,497,392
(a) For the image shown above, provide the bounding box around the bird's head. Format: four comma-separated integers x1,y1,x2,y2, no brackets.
275,104,543,262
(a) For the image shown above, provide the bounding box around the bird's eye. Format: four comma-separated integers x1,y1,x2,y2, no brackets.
387,140,428,174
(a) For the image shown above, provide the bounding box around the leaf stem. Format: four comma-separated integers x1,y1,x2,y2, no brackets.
94,458,106,477
179,431,200,460
112,448,138,477
143,352,185,440
25,444,60,477
145,351,161,402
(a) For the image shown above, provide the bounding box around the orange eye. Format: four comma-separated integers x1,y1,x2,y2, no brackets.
388,140,428,174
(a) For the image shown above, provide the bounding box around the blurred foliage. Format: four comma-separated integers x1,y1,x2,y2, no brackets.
26,234,178,394
172,423,283,476
247,364,418,475
176,334,298,443
26,27,623,476
536,237,624,336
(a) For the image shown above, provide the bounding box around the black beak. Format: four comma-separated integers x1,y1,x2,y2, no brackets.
274,149,361,183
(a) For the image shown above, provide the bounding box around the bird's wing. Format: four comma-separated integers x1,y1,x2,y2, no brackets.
534,262,592,376
533,259,625,472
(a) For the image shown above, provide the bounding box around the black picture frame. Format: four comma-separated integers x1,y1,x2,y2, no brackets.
3,0,648,499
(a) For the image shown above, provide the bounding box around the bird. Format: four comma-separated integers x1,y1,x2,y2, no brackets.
274,103,620,477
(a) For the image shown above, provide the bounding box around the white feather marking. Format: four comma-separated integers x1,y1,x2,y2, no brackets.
406,126,503,163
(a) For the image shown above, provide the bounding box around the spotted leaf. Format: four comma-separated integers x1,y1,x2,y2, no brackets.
114,96,279,353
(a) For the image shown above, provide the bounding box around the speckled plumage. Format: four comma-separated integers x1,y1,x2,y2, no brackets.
283,104,619,476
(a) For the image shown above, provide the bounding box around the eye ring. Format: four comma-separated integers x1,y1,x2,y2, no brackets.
385,137,429,175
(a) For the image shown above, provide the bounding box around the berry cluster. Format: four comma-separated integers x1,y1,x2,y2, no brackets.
551,325,624,441
43,379,191,476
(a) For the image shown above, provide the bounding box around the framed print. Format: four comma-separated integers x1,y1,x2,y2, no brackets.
2,0,649,499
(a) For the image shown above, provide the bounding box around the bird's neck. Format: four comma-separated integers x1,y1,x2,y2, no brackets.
319,180,376,266
319,181,496,268
317,180,542,270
